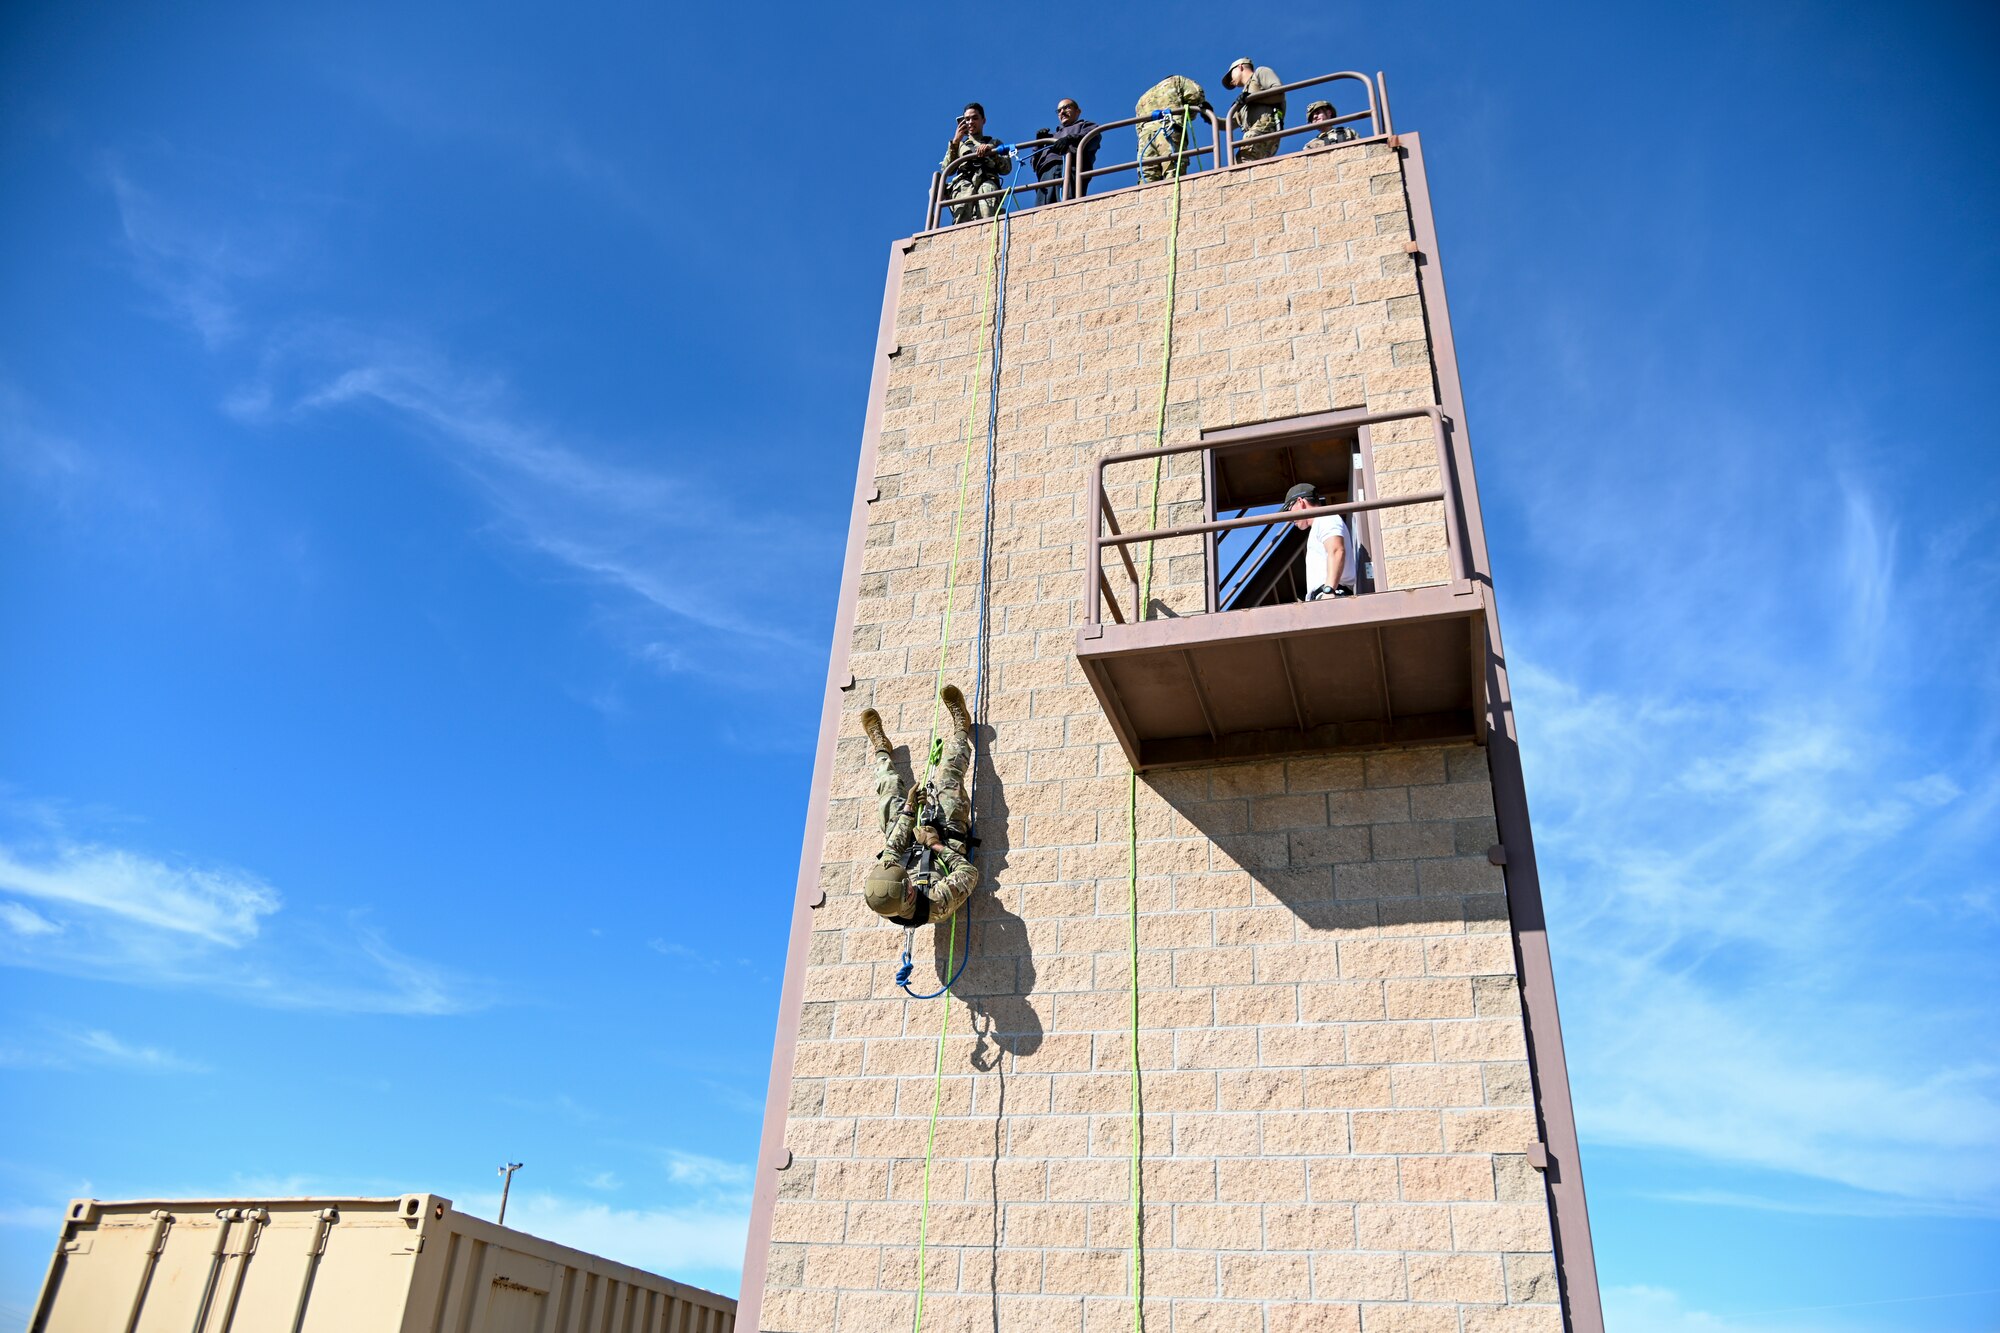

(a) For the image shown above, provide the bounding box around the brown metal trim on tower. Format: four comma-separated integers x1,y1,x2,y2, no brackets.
735,240,909,1333
1399,130,1606,1332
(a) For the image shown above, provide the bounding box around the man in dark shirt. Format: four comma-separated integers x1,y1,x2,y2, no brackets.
1029,97,1099,206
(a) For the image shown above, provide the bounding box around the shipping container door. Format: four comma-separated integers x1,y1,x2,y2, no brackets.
35,1210,182,1333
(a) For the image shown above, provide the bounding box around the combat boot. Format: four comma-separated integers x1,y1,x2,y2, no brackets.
940,685,973,737
858,708,892,757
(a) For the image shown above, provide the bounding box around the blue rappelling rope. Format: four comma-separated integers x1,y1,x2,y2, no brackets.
897,917,970,1000
898,156,1022,1004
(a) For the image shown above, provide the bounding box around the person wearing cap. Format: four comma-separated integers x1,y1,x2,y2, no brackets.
1029,97,1099,205
1302,100,1358,150
1133,75,1210,183
1223,57,1287,162
1284,482,1359,600
940,102,1014,225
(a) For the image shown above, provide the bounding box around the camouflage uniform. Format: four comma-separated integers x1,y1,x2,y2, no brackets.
861,703,979,926
1227,65,1288,162
1134,76,1209,183
941,134,1013,224
1303,101,1357,151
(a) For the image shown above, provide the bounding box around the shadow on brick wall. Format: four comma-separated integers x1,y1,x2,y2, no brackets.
925,724,1043,1066
1143,749,1509,938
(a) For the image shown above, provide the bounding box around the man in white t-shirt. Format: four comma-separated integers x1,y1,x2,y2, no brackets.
1284,482,1358,599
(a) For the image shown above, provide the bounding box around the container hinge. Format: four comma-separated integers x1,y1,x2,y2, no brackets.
1404,241,1424,259
1526,1142,1550,1171
307,1208,338,1256
838,674,856,691
807,889,827,909
1486,843,1508,866
773,1149,794,1171
865,486,881,503
900,239,918,254
886,344,904,359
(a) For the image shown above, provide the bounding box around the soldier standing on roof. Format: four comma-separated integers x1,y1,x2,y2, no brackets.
1223,56,1287,161
1302,100,1358,150
859,685,981,926
941,102,1013,225
1134,75,1210,183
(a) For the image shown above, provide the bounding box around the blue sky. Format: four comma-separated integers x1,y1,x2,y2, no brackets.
2,1,1996,1328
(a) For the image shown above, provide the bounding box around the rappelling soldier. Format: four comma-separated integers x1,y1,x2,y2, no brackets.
941,102,1013,224
1133,75,1210,183
859,685,980,926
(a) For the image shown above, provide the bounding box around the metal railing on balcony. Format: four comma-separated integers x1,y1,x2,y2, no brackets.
923,134,1061,232
1227,70,1388,159
919,69,1395,231
1084,406,1465,629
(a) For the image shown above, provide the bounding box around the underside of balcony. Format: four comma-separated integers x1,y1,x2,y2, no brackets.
1076,583,1491,770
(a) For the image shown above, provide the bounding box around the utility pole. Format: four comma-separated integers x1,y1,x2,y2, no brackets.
497,1162,523,1225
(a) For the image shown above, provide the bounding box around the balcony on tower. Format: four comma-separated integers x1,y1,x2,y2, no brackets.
1076,405,1490,770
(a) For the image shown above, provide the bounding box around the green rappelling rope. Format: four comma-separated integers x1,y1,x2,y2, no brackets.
909,913,958,1331
1125,117,1191,1333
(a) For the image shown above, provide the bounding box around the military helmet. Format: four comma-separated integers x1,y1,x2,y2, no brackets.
1284,482,1318,505
1306,100,1336,120
864,860,914,919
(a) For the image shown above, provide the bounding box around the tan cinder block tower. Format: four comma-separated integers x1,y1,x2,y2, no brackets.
739,83,1603,1333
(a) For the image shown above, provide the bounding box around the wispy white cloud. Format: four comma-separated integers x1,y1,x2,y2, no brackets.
99,166,823,685
0,902,61,938
647,938,721,972
473,1191,747,1289
0,384,92,488
0,841,278,945
259,341,818,672
660,1150,750,1191
1603,1285,1742,1333
102,163,291,348
0,1025,207,1075
1497,354,2000,1218
0,816,484,1017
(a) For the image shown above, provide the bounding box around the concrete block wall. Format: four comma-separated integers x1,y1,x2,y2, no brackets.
756,143,1562,1332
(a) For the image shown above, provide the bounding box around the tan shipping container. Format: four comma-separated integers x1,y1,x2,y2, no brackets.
28,1194,736,1333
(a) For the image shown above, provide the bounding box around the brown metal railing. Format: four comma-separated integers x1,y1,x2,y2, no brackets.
925,135,1062,230
1072,105,1229,193
1223,70,1390,159
919,69,1395,232
1083,405,1463,628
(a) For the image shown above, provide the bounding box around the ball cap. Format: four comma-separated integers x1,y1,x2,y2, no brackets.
1284,482,1318,505
1225,57,1254,84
